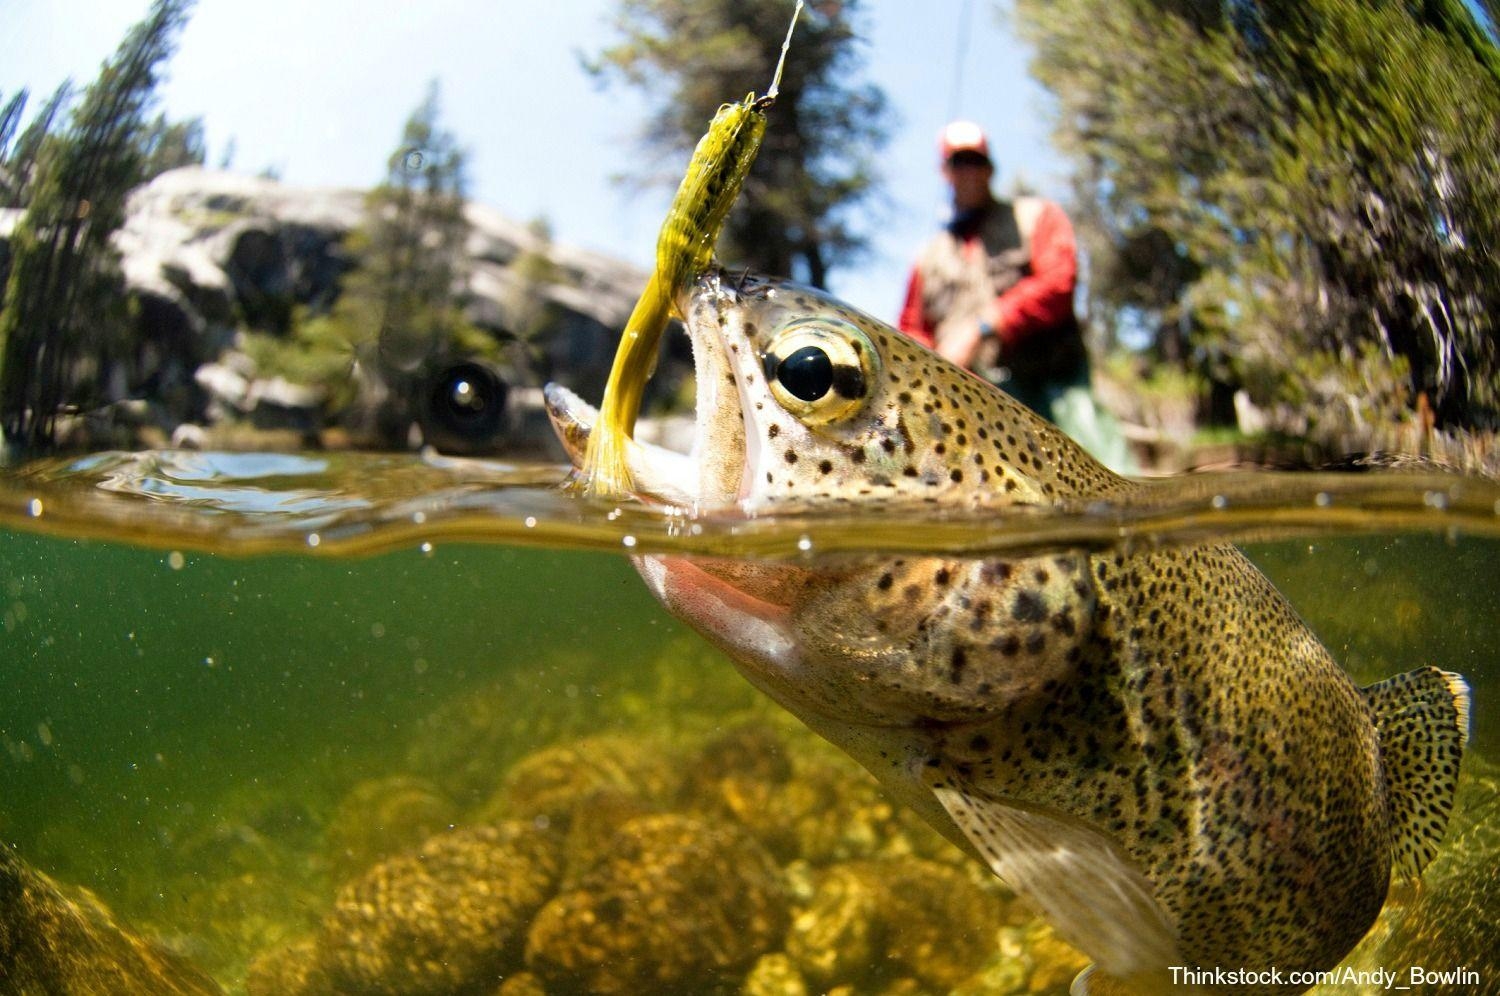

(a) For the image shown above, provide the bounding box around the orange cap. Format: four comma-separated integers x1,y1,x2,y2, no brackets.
938,120,991,164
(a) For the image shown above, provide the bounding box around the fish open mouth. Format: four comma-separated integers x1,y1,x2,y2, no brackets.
544,269,751,509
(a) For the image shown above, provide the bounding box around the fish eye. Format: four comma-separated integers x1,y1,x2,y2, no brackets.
775,346,834,402
763,318,878,424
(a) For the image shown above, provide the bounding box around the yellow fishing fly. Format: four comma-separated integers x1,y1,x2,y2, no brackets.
577,2,803,498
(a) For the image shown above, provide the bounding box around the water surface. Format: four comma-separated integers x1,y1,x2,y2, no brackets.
1,450,1496,994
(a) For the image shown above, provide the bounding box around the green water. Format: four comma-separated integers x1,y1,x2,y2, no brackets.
1,451,1497,995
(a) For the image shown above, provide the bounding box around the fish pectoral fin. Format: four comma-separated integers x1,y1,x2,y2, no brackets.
1362,666,1470,880
923,765,1182,992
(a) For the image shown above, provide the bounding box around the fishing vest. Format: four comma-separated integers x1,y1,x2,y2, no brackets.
916,196,1086,386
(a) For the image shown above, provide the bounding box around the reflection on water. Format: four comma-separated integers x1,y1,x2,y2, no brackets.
6,448,1500,558
0,451,1496,994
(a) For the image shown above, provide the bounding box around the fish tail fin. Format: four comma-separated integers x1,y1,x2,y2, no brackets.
1363,666,1470,880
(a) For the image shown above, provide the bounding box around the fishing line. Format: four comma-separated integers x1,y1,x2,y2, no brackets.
948,0,975,120
768,0,805,103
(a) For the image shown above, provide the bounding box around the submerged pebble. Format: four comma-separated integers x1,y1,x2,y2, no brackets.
525,813,788,993
324,774,458,876
250,822,561,996
787,857,1006,992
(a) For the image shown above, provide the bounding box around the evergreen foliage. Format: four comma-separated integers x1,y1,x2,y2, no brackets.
260,82,492,443
586,0,892,288
1014,0,1500,429
139,112,208,181
0,84,72,209
0,0,195,455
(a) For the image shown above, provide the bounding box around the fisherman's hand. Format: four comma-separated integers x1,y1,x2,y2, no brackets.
938,320,984,369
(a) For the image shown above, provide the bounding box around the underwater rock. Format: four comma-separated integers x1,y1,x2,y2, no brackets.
1366,764,1500,994
691,735,900,865
785,863,880,987
0,843,223,995
404,666,625,807
486,732,681,828
766,756,920,865
685,722,802,859
1019,922,1091,994
525,813,788,993
316,822,562,995
495,971,549,996
244,937,328,995
556,787,660,886
787,857,1003,992
325,774,458,876
878,857,1004,989
687,721,796,788
742,952,810,996
168,820,281,878
950,939,1031,996
162,864,324,988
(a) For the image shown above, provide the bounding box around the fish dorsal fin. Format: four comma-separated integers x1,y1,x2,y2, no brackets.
1363,666,1470,879
923,764,1183,994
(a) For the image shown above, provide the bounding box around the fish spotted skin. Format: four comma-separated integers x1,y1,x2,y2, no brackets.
544,270,1468,996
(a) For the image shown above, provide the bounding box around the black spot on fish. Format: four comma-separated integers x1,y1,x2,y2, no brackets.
1012,591,1046,623
949,647,967,683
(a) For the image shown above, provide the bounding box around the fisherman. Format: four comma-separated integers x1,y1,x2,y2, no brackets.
898,120,1134,471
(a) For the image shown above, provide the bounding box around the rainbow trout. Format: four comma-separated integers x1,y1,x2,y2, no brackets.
544,270,1470,996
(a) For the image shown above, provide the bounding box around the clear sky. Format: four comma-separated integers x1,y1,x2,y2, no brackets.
2,0,1069,320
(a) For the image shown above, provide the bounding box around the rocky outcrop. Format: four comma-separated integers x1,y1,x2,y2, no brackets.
3,167,682,454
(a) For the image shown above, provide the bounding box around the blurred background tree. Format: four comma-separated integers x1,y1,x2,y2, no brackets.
248,81,494,446
0,0,195,456
0,85,73,210
139,111,207,181
1013,0,1500,433
586,0,892,288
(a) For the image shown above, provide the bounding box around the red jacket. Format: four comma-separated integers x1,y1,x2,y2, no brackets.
898,198,1078,356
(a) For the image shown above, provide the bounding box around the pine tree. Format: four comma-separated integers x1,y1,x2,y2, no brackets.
0,84,72,210
139,112,207,181
1014,0,1500,429
265,82,486,446
359,81,472,378
0,0,195,455
586,0,891,288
